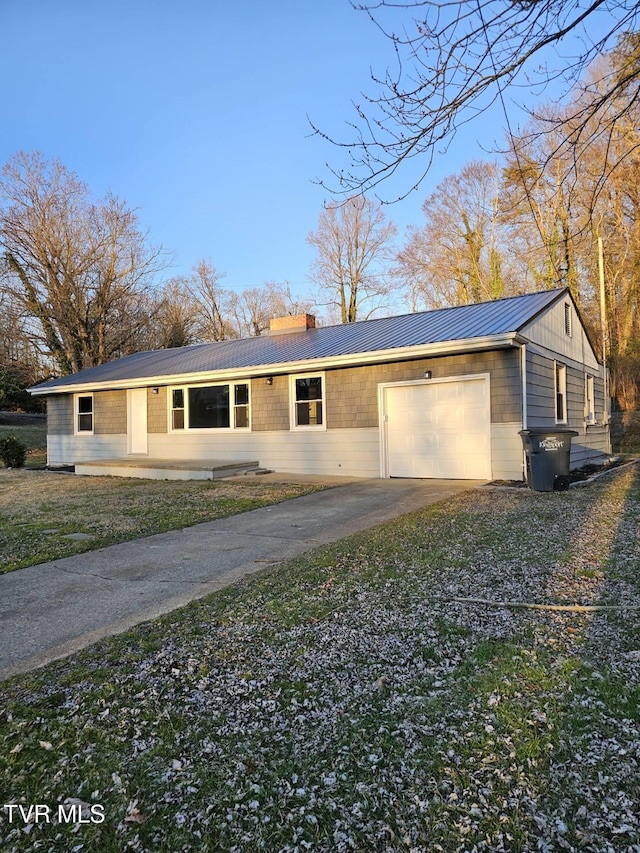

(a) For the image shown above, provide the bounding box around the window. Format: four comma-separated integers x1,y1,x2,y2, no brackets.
564,302,572,337
75,394,94,433
585,374,596,425
171,389,185,430
234,383,250,428
169,383,250,431
291,374,324,429
555,362,567,423
189,385,230,428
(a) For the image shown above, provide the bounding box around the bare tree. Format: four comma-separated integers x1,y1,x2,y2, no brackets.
307,196,397,322
183,260,236,341
0,280,45,407
500,65,640,407
229,281,314,337
145,269,313,346
0,151,167,374
503,115,589,301
145,279,198,349
314,2,640,198
396,161,517,309
588,138,640,409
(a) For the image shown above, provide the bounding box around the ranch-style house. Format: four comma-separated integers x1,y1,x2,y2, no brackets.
29,288,611,481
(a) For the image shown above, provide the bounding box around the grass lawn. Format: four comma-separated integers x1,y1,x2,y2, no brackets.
0,421,48,468
1,466,640,852
0,470,320,573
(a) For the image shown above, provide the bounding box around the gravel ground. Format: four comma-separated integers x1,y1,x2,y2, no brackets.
1,465,639,852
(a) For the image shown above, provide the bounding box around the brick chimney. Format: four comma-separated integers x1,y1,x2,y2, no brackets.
269,313,316,335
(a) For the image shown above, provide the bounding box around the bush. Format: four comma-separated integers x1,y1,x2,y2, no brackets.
0,434,27,468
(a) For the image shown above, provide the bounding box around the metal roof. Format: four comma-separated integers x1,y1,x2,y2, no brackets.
31,288,566,393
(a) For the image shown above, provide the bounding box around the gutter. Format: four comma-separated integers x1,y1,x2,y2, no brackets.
29,333,520,396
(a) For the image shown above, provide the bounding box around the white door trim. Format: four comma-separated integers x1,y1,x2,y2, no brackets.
378,373,491,479
127,388,148,455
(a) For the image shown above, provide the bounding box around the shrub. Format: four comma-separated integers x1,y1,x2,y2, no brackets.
0,434,27,468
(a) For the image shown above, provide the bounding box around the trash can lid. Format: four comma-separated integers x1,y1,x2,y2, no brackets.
519,428,579,437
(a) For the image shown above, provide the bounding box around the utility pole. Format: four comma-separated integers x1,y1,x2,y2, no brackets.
597,236,610,426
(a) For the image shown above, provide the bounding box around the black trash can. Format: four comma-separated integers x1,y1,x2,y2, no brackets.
519,428,578,492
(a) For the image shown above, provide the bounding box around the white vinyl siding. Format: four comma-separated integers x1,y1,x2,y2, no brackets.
149,428,380,477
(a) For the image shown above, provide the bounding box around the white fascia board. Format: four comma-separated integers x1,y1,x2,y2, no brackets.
29,333,519,395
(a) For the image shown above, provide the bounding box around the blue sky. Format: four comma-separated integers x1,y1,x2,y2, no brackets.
1,0,583,303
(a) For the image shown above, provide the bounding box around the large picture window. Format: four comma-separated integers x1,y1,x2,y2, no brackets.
291,373,325,429
75,394,94,434
189,385,230,429
169,383,250,431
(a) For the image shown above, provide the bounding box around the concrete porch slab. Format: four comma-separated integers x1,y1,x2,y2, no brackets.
74,458,262,481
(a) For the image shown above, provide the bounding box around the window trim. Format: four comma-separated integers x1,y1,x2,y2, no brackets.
233,382,251,430
585,374,596,425
289,372,326,431
554,361,567,424
171,388,185,431
168,382,251,432
74,393,94,435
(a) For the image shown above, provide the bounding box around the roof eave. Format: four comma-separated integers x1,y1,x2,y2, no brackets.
28,333,520,396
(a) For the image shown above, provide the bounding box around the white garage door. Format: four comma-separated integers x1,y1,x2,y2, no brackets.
383,378,491,479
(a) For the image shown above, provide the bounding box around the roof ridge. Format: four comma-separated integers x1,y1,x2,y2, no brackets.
314,286,568,333
29,287,571,394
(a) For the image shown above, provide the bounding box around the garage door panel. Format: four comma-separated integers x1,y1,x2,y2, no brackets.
384,379,491,479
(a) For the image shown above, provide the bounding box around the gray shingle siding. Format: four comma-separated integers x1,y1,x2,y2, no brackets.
526,352,555,425
251,376,289,432
125,350,523,434
94,391,127,435
147,386,168,434
526,351,607,428
325,350,520,430
47,395,73,435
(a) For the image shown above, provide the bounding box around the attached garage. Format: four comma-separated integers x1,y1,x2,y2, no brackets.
380,375,492,480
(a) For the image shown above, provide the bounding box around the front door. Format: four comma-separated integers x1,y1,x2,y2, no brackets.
127,388,148,455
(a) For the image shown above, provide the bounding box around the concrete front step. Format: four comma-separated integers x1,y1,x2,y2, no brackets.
223,467,273,478
74,458,263,481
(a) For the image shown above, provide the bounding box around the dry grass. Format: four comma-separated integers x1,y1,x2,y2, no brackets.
0,469,320,573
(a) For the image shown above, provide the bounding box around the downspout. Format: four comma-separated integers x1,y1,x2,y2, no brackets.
597,237,610,430
520,343,528,480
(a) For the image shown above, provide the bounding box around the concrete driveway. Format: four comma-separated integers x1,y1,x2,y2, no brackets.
0,477,480,680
